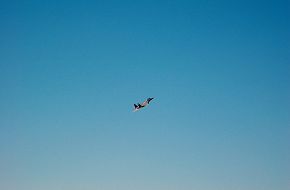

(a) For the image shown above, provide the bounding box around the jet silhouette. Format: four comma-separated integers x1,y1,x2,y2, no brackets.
133,97,154,112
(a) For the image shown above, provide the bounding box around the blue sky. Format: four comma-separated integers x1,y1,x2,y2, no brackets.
0,0,289,190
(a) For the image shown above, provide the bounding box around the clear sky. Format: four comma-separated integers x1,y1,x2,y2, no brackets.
0,0,289,190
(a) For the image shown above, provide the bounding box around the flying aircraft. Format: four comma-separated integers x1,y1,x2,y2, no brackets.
133,97,154,112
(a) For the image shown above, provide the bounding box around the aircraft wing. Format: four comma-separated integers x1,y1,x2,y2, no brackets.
141,100,148,107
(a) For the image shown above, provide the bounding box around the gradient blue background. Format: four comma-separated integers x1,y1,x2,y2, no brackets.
1,0,289,189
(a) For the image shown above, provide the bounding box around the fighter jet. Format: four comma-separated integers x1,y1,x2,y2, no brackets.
133,97,154,112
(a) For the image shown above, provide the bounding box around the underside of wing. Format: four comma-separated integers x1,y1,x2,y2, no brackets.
141,100,148,107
